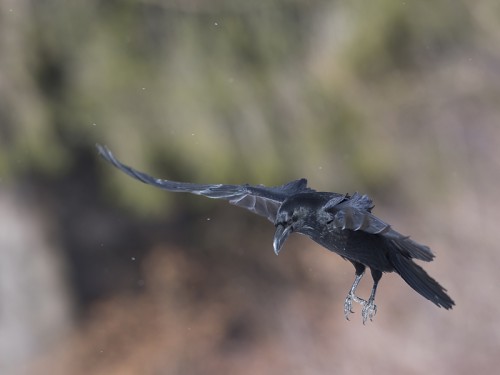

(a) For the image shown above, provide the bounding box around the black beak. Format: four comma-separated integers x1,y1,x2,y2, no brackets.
273,224,293,255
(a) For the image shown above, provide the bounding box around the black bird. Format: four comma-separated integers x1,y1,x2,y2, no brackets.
96,144,454,323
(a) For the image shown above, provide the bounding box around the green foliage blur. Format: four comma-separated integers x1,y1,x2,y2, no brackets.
2,0,489,216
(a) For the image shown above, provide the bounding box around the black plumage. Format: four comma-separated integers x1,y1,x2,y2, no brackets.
97,144,454,323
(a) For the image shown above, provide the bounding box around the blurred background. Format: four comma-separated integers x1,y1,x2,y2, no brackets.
1,0,499,374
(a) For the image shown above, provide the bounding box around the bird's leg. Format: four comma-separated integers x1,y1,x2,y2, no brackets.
344,263,367,320
344,273,366,319
361,269,382,324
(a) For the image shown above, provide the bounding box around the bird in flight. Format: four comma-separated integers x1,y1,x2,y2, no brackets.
96,144,454,323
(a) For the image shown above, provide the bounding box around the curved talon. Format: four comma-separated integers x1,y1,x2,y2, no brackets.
344,295,355,320
344,293,368,321
361,300,377,324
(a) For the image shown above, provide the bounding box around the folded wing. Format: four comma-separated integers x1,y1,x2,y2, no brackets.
327,197,434,262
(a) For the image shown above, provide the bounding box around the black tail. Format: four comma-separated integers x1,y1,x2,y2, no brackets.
389,252,454,309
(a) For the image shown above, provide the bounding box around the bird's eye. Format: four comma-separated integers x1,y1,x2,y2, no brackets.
291,214,298,222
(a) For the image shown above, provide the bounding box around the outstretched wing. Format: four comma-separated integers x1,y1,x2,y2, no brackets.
326,195,434,262
96,144,313,222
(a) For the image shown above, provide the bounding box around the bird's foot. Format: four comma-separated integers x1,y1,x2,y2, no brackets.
361,299,377,325
344,293,367,321
344,294,354,320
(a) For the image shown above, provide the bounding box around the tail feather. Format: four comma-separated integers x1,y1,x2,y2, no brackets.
389,252,454,309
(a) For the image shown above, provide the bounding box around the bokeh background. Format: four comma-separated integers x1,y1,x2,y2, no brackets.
1,0,499,374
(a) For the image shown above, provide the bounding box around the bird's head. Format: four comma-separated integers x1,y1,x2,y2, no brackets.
273,197,317,255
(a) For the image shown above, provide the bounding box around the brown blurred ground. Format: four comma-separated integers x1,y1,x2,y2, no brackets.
1,1,499,374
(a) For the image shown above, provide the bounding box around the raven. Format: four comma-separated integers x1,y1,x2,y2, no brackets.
97,144,454,323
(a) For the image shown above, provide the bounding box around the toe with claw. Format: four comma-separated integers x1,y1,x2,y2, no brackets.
361,299,377,324
344,294,355,320
344,293,367,321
